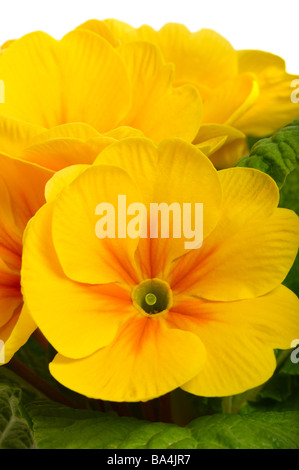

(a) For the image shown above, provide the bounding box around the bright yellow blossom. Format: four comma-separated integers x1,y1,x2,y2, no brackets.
0,117,143,362
0,28,202,143
0,154,51,363
77,19,299,167
21,138,299,401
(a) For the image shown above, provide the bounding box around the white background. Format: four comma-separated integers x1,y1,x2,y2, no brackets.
0,0,298,73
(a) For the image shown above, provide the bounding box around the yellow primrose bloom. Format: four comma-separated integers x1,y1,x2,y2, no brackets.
0,115,146,171
0,117,143,362
0,154,52,363
77,19,299,166
21,138,299,401
0,28,202,144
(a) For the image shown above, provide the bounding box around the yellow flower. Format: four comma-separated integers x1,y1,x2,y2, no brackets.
0,153,51,363
21,138,299,401
0,28,202,143
77,19,299,167
0,116,143,362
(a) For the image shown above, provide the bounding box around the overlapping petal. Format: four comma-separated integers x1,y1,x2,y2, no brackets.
0,26,204,146
117,41,202,142
193,124,247,168
102,20,238,94
50,317,206,402
169,168,299,300
51,164,142,285
0,29,131,130
21,137,299,400
0,154,53,359
0,116,45,157
94,138,222,277
22,202,136,359
0,304,36,364
0,107,145,363
235,50,299,135
167,286,299,396
80,19,299,168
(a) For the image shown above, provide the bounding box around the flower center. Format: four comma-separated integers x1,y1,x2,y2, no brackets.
132,278,173,316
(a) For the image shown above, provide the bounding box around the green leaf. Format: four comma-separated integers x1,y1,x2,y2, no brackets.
279,165,299,215
26,400,196,449
247,135,269,151
13,336,89,408
279,166,299,295
15,336,54,385
258,374,293,402
283,252,299,295
280,353,299,375
0,384,36,449
188,412,299,449
239,371,299,414
26,400,299,449
236,120,299,188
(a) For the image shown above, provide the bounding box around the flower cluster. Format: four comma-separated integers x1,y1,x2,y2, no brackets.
0,20,298,401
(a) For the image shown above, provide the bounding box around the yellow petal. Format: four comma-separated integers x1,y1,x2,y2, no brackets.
51,164,141,285
202,74,259,126
0,32,63,127
170,168,299,300
103,126,145,139
0,281,21,329
167,292,294,396
0,243,21,332
118,41,202,142
29,123,100,145
195,136,227,156
193,123,247,168
235,50,299,135
0,39,15,52
103,18,139,43
94,138,222,278
45,165,89,202
208,136,248,169
22,203,135,358
117,23,238,95
76,19,120,47
21,138,102,172
0,156,52,357
0,30,131,131
0,304,36,364
49,316,206,401
0,154,53,251
60,29,131,131
0,116,46,157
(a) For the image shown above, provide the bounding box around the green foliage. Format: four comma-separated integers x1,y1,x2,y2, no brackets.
236,120,299,188
24,400,299,449
279,166,299,294
25,400,195,449
0,383,36,449
187,412,299,449
242,121,299,296
0,121,298,449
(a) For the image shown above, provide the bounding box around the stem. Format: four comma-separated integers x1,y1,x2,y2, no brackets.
275,349,292,372
170,388,202,426
8,358,83,409
110,402,131,417
141,400,157,422
95,400,106,412
32,329,48,351
222,396,233,414
158,393,173,423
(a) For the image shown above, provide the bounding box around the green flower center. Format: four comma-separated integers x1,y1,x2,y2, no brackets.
132,278,173,316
